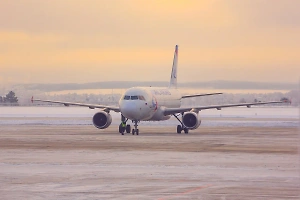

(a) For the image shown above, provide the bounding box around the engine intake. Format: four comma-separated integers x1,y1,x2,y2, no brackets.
182,112,201,130
92,111,112,129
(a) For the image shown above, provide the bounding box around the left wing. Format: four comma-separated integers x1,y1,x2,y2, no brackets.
181,92,222,98
164,100,285,116
32,97,120,112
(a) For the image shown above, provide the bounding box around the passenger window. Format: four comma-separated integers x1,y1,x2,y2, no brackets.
123,95,130,100
131,96,138,100
138,96,145,100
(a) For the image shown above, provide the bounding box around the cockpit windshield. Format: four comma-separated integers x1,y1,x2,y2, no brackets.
123,95,130,100
138,96,145,100
123,95,145,101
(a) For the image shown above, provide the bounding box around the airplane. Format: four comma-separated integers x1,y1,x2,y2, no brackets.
32,45,287,135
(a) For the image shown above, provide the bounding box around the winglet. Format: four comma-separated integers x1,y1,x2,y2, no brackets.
169,45,178,88
31,96,34,103
280,97,292,104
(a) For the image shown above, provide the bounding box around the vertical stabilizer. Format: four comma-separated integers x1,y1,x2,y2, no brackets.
169,45,178,88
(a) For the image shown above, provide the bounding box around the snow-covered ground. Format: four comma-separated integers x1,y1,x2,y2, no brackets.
0,106,298,127
1,125,299,199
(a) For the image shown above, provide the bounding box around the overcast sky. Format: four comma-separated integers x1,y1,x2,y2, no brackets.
0,0,299,84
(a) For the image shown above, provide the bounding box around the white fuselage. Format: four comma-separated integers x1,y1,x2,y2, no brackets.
119,87,182,121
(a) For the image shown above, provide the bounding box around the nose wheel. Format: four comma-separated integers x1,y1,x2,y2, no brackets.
132,120,139,135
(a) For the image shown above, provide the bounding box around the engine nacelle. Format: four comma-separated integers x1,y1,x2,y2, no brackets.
182,112,201,130
92,111,112,129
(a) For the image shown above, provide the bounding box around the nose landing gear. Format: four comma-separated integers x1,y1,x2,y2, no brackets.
132,120,139,135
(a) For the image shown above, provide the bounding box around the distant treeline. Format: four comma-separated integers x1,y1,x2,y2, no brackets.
15,81,298,92
0,91,19,106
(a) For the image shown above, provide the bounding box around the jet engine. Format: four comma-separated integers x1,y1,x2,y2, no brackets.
182,112,201,130
92,111,112,129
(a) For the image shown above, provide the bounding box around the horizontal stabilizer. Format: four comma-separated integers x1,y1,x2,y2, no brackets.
182,92,223,99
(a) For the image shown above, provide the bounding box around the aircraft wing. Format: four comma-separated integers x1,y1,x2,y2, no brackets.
181,92,222,98
32,97,120,112
163,100,285,116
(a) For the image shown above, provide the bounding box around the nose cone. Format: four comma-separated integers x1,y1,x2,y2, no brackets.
120,102,140,120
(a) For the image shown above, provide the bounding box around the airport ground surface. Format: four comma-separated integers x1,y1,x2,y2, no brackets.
0,122,299,200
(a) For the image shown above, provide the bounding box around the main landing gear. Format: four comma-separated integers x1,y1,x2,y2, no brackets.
119,115,139,135
119,122,131,135
119,114,130,135
173,114,189,134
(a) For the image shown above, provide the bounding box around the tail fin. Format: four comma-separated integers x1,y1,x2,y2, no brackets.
169,45,178,88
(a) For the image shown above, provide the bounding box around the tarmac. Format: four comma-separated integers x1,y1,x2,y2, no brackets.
0,122,299,199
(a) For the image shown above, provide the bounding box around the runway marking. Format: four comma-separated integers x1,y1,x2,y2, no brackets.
157,184,212,200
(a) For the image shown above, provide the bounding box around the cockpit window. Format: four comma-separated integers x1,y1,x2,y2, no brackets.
123,95,145,100
123,95,130,100
138,96,145,100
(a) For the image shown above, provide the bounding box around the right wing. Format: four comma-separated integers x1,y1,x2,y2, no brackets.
31,97,120,112
164,100,286,116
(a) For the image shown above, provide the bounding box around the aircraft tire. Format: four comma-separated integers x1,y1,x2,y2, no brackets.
132,129,135,135
177,125,182,134
136,129,139,135
126,125,131,133
184,128,189,134
119,124,125,134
